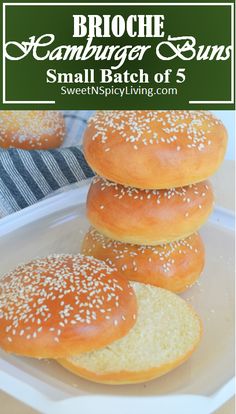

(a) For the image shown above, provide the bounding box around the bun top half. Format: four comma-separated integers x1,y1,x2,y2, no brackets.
0,254,137,358
83,110,227,189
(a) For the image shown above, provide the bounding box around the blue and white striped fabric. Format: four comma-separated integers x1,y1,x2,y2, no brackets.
0,111,95,218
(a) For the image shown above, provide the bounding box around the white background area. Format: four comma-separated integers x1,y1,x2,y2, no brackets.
213,111,235,160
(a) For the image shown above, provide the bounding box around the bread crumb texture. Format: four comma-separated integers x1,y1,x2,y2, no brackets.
66,282,201,373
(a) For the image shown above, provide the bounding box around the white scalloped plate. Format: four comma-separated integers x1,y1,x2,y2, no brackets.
0,181,234,414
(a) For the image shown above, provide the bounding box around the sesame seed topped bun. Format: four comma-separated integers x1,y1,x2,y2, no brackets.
83,110,227,189
60,282,202,384
81,228,205,293
0,254,137,358
86,176,214,245
0,111,65,150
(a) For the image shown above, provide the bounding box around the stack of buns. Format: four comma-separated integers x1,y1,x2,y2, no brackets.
83,110,227,292
63,110,225,383
0,111,227,386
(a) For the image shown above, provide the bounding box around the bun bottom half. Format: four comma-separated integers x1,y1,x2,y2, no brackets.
59,347,196,385
59,283,202,384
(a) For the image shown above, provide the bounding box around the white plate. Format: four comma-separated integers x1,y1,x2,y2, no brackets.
0,181,234,414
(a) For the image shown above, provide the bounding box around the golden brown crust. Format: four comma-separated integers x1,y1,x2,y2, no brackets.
0,254,137,358
86,177,214,245
83,110,227,189
0,111,65,150
81,229,205,293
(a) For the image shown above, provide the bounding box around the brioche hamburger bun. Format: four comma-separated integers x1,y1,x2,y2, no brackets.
86,177,214,245
83,110,227,189
0,254,137,358
59,282,202,384
0,111,65,150
81,228,205,293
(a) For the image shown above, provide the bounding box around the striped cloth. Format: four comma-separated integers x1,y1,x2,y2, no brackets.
0,111,95,218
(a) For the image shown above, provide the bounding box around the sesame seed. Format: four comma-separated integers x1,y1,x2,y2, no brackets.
0,111,65,148
93,177,209,214
0,254,134,345
85,228,202,280
87,111,220,153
